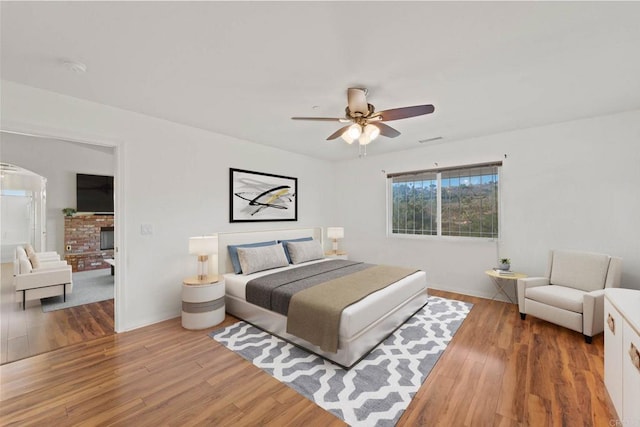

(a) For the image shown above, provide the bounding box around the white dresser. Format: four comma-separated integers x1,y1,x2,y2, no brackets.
604,288,640,424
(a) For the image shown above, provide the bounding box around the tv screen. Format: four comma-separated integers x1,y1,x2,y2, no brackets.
76,174,114,213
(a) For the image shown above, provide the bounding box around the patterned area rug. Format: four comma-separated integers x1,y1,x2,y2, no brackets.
210,296,472,426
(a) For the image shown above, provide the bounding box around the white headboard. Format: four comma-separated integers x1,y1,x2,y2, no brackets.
217,227,323,274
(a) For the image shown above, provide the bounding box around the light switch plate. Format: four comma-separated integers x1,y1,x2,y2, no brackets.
141,224,153,235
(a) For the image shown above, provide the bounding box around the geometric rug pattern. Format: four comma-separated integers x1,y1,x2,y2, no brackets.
211,296,472,426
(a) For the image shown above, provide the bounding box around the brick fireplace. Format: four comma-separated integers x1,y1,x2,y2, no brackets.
64,214,115,272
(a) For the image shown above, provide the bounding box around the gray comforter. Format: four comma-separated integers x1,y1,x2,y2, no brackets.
245,260,372,315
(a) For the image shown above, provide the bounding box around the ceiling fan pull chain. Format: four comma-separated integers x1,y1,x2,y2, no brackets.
358,143,367,158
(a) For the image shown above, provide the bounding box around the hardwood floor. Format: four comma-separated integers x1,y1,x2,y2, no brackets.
0,263,115,364
0,289,617,426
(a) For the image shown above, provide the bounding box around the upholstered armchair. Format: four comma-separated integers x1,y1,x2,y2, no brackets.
517,250,622,343
14,249,72,310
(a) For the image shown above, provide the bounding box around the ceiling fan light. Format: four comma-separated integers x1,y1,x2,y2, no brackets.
359,133,372,145
341,132,355,144
363,124,380,141
347,124,362,139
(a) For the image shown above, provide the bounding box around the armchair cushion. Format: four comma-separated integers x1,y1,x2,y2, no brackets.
549,250,610,292
14,266,72,291
525,285,585,313
33,260,68,271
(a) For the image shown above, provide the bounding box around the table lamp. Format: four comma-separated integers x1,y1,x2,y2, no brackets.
189,235,218,281
327,227,344,255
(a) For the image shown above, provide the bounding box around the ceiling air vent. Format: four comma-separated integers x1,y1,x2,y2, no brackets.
418,136,444,145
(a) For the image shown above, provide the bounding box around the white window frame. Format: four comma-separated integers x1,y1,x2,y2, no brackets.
386,162,502,241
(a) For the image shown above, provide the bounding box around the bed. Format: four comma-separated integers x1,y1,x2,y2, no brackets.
218,227,429,368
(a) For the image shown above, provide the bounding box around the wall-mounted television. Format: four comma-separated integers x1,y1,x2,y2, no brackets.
76,173,114,213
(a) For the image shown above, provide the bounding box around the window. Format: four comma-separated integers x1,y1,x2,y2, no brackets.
389,163,500,238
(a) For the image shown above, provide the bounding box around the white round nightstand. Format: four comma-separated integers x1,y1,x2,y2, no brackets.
182,275,225,330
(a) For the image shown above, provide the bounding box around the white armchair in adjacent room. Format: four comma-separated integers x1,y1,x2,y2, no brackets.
517,250,622,343
14,250,73,310
14,246,67,276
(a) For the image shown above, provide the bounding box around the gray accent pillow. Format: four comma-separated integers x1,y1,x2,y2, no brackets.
286,240,324,264
228,240,277,274
278,237,313,263
237,243,289,275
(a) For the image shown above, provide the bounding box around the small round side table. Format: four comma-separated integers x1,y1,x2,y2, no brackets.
484,269,527,304
182,275,225,330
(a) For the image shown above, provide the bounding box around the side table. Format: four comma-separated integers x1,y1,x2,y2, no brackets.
182,275,225,330
484,270,527,304
325,251,348,260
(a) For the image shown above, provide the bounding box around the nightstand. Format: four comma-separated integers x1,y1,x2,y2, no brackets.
182,275,225,330
325,251,348,260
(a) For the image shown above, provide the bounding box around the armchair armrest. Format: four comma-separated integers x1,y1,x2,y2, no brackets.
517,277,550,313
14,266,72,291
583,289,606,337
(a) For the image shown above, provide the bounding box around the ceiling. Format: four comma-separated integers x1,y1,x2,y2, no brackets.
2,2,640,161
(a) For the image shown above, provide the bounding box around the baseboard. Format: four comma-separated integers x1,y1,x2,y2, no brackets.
428,284,513,303
116,310,180,333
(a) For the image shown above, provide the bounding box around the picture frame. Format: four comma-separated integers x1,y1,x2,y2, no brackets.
229,168,298,222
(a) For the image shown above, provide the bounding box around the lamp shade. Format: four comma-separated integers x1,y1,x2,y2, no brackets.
188,235,218,255
327,227,344,239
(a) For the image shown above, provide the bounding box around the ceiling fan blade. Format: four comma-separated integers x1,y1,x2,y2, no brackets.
376,104,435,121
347,88,368,115
291,117,344,122
326,125,352,140
371,122,401,138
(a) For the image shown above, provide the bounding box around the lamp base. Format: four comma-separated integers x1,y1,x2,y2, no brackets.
197,255,209,282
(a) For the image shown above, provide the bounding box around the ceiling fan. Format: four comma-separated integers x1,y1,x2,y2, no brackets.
291,88,435,146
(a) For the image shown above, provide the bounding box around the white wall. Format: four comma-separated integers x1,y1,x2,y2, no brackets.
0,133,116,256
334,110,640,297
1,81,336,331
3,78,637,330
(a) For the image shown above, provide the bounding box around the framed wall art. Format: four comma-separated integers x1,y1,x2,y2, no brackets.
229,168,298,222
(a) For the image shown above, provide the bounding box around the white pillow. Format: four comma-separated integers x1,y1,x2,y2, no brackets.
28,253,40,269
286,240,324,264
237,243,289,275
25,244,36,258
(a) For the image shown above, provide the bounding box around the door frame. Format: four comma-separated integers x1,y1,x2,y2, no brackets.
0,120,126,332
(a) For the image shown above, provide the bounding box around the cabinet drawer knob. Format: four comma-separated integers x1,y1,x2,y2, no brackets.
631,343,640,372
607,313,615,334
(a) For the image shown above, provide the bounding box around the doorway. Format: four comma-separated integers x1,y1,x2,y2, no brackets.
0,130,122,364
